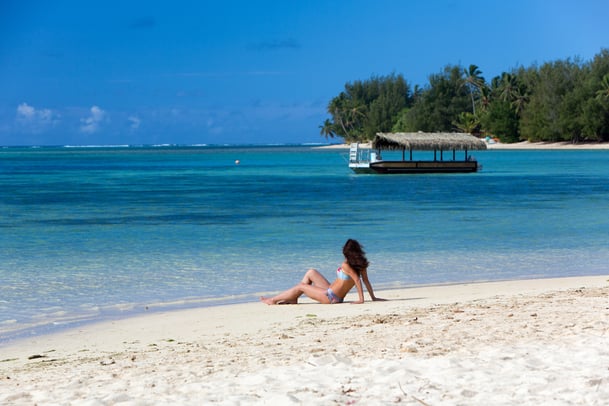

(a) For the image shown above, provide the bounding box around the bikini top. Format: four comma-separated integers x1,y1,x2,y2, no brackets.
336,266,351,280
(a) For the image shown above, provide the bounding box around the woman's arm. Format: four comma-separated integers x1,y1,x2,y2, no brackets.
360,269,385,301
342,262,365,303
352,276,365,303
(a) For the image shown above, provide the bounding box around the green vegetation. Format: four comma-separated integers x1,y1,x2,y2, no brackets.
320,49,609,143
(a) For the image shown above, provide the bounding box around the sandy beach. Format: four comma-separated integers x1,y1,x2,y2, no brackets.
1,276,608,405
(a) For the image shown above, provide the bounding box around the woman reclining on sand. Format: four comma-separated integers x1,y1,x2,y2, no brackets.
260,239,384,305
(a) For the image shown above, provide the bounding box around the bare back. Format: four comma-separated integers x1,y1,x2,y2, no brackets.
329,261,359,298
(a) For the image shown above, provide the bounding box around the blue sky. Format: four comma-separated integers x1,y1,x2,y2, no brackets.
1,0,608,146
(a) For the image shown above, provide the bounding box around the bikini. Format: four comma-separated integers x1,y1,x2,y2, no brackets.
326,267,351,304
336,266,350,280
326,288,343,304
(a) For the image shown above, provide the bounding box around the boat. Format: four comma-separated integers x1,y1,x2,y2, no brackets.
349,132,487,174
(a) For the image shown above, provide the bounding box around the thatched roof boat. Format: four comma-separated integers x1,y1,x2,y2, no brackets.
349,132,487,174
373,132,487,151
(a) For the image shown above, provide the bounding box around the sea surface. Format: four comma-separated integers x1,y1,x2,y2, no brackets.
1,145,609,342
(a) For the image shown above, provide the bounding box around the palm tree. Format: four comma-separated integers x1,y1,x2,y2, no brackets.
346,104,366,131
498,72,517,102
498,72,528,116
319,119,336,139
328,98,351,139
595,74,609,102
479,86,491,113
511,87,529,116
412,84,424,102
328,96,368,142
453,112,480,133
463,64,485,115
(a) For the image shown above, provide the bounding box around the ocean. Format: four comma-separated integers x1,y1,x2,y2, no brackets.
1,145,609,342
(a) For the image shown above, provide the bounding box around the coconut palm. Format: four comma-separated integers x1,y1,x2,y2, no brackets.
412,84,424,102
328,97,351,139
347,104,366,130
497,72,528,116
319,119,336,139
463,64,485,115
479,85,491,113
498,72,518,102
453,111,480,133
511,87,529,116
595,73,609,102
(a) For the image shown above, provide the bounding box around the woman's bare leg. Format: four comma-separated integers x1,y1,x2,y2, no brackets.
301,269,331,288
260,284,302,305
260,282,331,305
261,269,332,305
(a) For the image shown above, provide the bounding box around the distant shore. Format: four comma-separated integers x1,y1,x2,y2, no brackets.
486,140,609,150
319,141,609,150
2,275,608,404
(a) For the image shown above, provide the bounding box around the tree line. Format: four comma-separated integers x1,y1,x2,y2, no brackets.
320,49,609,143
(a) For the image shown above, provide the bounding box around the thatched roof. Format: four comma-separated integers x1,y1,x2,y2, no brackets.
373,132,487,151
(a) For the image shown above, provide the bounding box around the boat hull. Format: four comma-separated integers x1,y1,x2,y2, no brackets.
354,160,479,174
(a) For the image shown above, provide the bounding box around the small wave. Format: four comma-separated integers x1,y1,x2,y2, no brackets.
0,319,17,325
63,144,130,148
3,143,329,150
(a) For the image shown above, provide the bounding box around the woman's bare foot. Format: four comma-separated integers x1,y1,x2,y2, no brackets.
260,296,275,305
260,297,298,305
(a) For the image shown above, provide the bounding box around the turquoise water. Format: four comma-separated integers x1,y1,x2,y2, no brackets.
1,145,609,342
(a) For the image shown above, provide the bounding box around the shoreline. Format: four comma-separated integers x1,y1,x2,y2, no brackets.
0,275,596,347
2,275,608,404
319,140,609,150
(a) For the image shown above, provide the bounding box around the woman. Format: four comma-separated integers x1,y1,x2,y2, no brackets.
260,239,384,305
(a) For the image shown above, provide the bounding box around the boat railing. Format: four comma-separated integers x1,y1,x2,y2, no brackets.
349,143,375,163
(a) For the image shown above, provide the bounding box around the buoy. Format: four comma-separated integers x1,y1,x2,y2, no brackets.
235,160,240,165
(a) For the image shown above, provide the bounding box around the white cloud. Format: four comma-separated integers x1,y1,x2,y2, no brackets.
16,103,36,119
16,103,59,132
80,106,106,134
128,115,141,130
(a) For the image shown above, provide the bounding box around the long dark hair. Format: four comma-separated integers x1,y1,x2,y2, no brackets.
343,239,369,274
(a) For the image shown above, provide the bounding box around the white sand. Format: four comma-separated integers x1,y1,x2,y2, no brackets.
1,276,608,405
